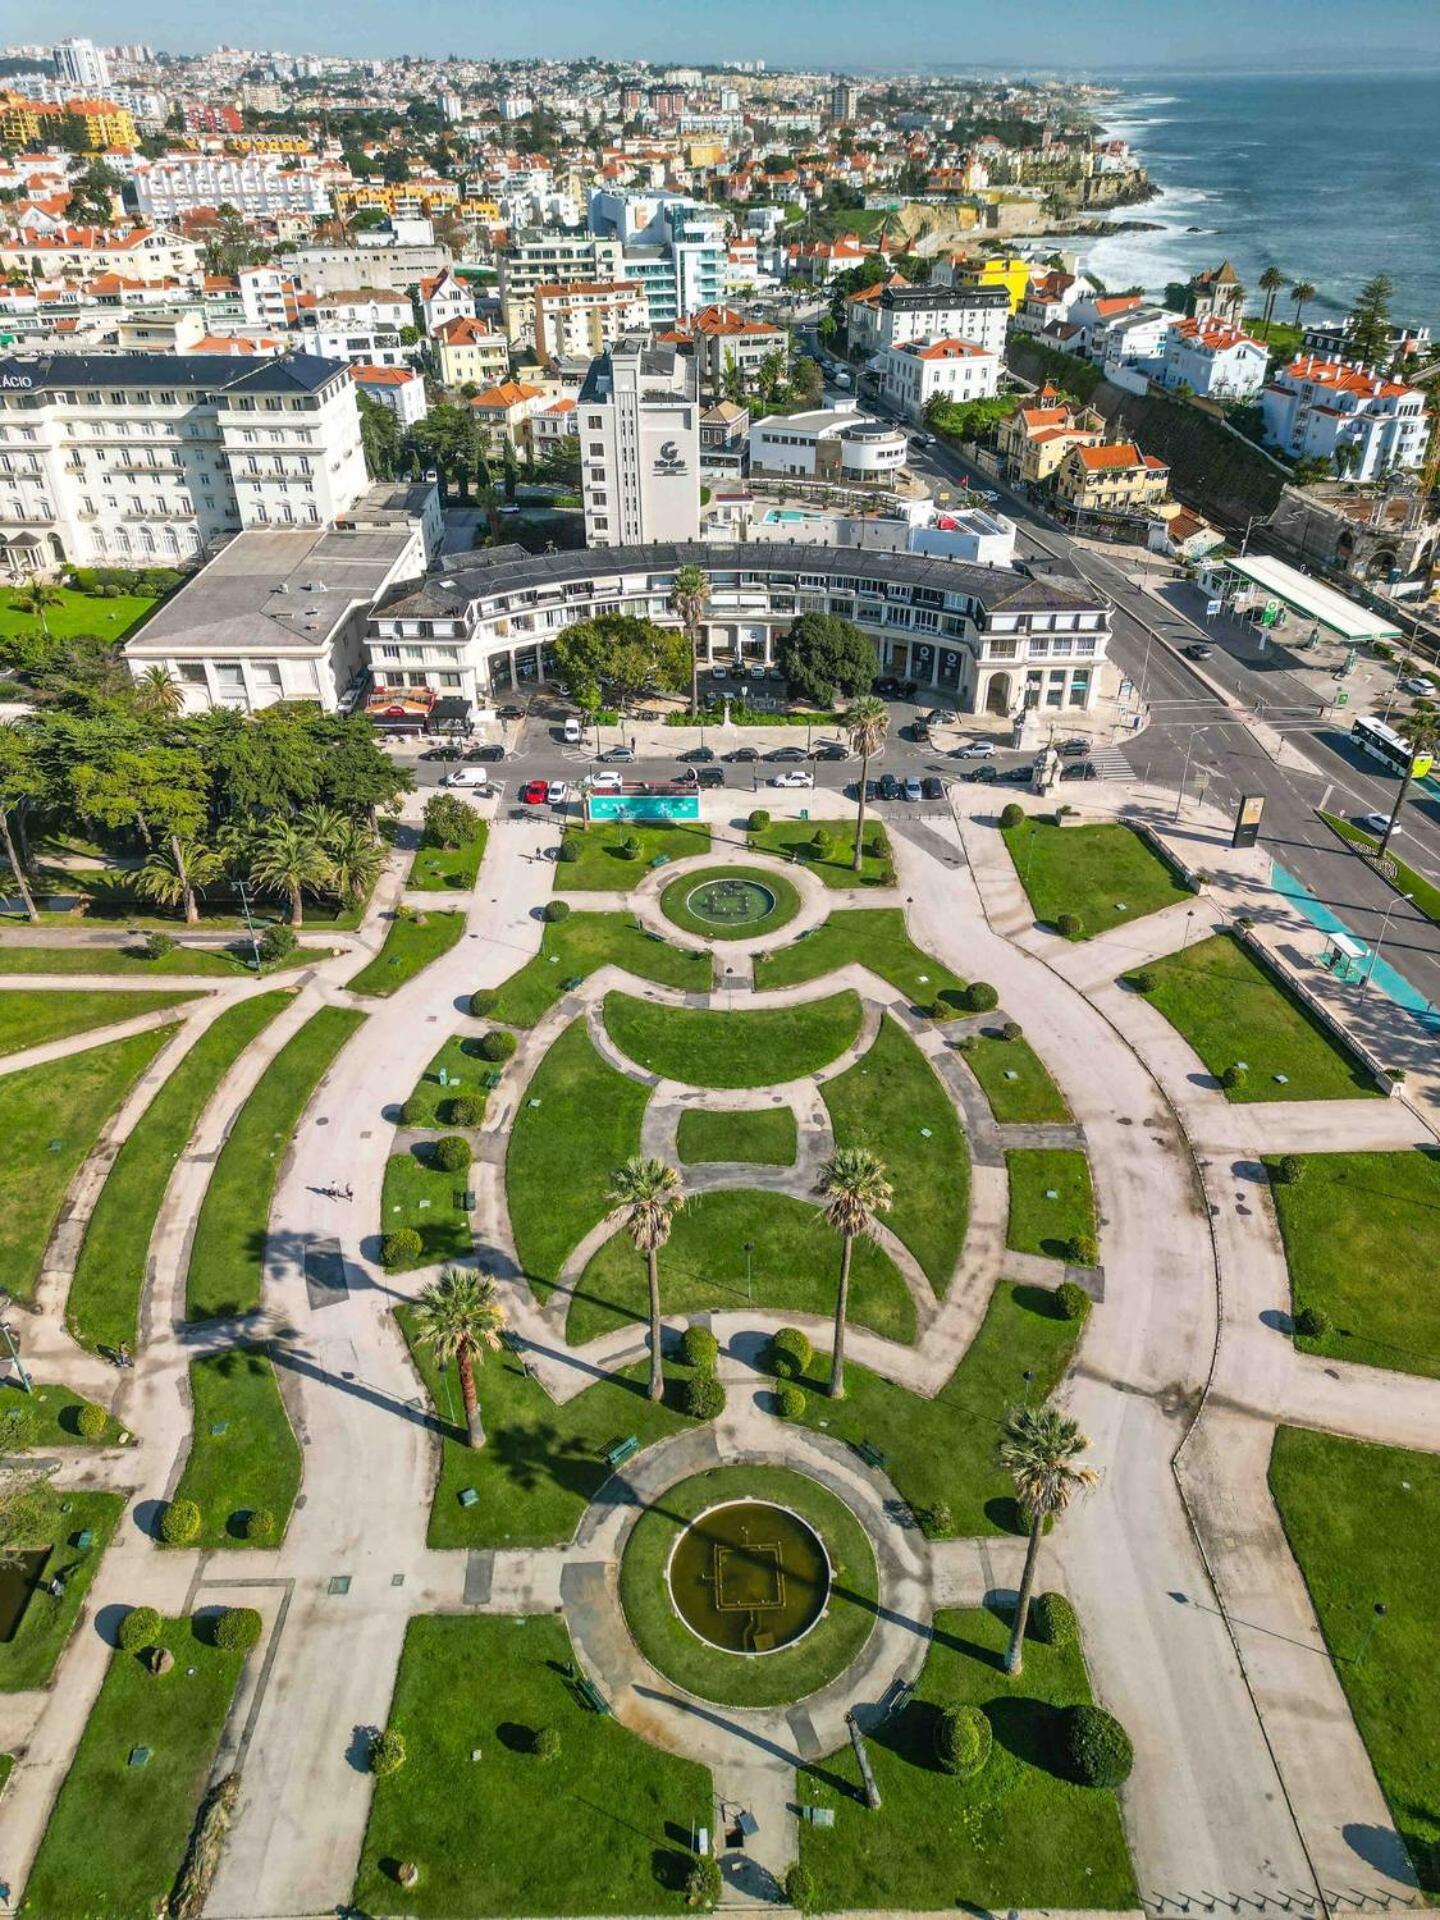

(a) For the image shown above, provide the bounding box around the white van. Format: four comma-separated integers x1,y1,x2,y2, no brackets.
442,766,492,790
563,715,583,744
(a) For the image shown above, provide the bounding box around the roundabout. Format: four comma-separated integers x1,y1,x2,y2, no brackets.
659,864,801,941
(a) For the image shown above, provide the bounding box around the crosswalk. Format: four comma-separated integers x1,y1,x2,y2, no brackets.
1087,744,1134,782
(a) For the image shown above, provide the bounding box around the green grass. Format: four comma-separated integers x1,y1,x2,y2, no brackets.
567,1187,916,1346
4,865,367,932
1006,1150,1095,1260
658,864,801,940
398,1313,693,1548
603,988,862,1088
963,1031,1071,1123
798,1602,1136,1910
554,820,712,889
754,907,966,1007
1132,932,1377,1101
0,986,196,1057
69,991,293,1353
185,1007,365,1319
790,1281,1080,1535
353,1614,712,1917
401,1033,493,1128
1270,1427,1440,1893
170,1348,302,1547
381,1145,474,1269
1002,815,1191,937
619,1464,878,1707
0,943,313,977
676,1105,797,1165
507,1018,650,1293
0,583,156,645
0,1752,10,1795
409,822,489,892
21,1615,246,1919
0,1490,124,1692
748,819,891,888
349,909,464,995
1267,1149,1440,1379
0,1023,178,1303
822,1011,968,1295
1318,810,1440,925
488,913,710,1028
0,1377,118,1448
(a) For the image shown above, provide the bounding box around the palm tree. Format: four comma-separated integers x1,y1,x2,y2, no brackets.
817,1146,892,1399
132,663,184,719
325,816,384,904
997,1403,1099,1674
135,834,226,927
412,1267,506,1449
12,579,61,636
841,695,890,873
1378,712,1439,858
606,1156,684,1402
1257,265,1286,338
668,564,711,716
1289,281,1316,331
247,815,333,929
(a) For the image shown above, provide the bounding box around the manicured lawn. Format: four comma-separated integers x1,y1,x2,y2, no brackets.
754,907,966,1008
554,820,712,889
349,909,464,995
0,583,156,645
1267,1149,1440,1379
488,913,710,1028
1006,1149,1095,1260
170,1348,302,1547
185,1007,365,1320
1002,815,1191,937
409,821,489,892
401,1032,493,1128
69,990,293,1353
0,1024,178,1304
0,1490,124,1692
823,1011,968,1295
962,1030,1071,1123
506,1018,650,1292
0,986,196,1058
4,865,367,932
353,1615,712,1917
567,1187,915,1346
748,818,891,888
603,987,862,1088
1132,932,1377,1101
1270,1427,1440,1892
381,1145,474,1269
619,1464,878,1708
21,1615,246,1920
398,1313,693,1547
0,1378,118,1448
659,864,801,940
676,1105,797,1165
1318,810,1440,926
0,943,312,978
798,1603,1136,1910
789,1281,1080,1535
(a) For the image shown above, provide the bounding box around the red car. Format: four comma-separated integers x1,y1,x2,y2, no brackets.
520,778,549,805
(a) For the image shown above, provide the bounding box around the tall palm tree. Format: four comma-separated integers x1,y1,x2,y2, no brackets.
246,815,333,929
606,1156,684,1402
132,663,184,720
325,817,384,904
412,1267,506,1449
1379,712,1439,858
668,564,711,715
1257,265,1286,338
135,834,226,927
817,1145,892,1399
841,695,890,873
997,1403,1099,1674
12,579,61,636
1289,281,1316,331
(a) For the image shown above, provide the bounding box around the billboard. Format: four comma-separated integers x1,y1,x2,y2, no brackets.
1232,794,1264,849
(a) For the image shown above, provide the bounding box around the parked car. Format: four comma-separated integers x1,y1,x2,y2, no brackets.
420,745,464,762
965,764,997,784
862,778,881,802
878,773,900,800
520,779,549,805
809,740,848,761
465,743,506,762
1399,675,1436,696
748,663,766,680
954,740,996,759
698,766,726,788
1059,761,1096,781
546,780,570,806
498,704,526,720
725,746,759,763
921,776,945,800
902,776,923,802
562,716,584,744
1057,737,1088,758
441,766,491,789
999,764,1033,784
1184,642,1214,662
590,771,625,793
710,664,728,680
1361,811,1399,837
873,676,902,698
767,744,808,763
770,769,815,789
679,745,715,762
599,745,635,763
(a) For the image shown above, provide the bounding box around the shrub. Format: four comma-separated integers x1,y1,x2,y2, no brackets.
1220,1062,1247,1091
399,1095,428,1127
619,834,642,860
543,899,571,922
1000,1020,1023,1043
1067,1231,1098,1267
1031,1591,1078,1649
808,828,834,862
748,809,770,832
1273,1154,1303,1187
382,1227,422,1269
1295,1304,1331,1340
258,924,296,964
867,824,890,858
159,1498,200,1545
927,998,951,1020
935,1703,993,1778
431,1134,472,1174
1000,802,1025,829
925,1498,953,1535
556,837,581,863
469,988,498,1017
444,1094,483,1127
784,1864,817,1914
1128,969,1155,994
964,981,998,1013
243,1507,274,1542
0,1404,36,1450
75,1401,108,1441
683,1370,726,1420
143,931,176,960
767,1326,813,1379
479,1029,517,1063
533,1726,561,1761
422,790,478,850
879,862,896,886
680,1325,719,1369
369,1728,407,1777
1055,1280,1092,1322
214,1606,263,1651
776,1383,807,1421
953,1032,976,1054
118,1605,163,1652
1063,1703,1134,1788
1056,911,1083,939
686,1857,722,1911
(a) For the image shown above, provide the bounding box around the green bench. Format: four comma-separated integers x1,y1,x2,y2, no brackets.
853,1440,887,1471
605,1435,640,1470
575,1674,610,1715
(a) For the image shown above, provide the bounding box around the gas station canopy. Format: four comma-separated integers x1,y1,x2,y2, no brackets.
1212,553,1402,644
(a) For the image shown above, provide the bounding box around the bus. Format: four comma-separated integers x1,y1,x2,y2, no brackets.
1351,714,1435,781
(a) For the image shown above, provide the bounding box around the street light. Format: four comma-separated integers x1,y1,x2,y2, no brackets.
743,1241,755,1302
1361,892,1413,997
1353,1601,1387,1667
0,1290,32,1394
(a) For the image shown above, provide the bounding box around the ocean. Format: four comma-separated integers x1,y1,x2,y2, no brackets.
1074,70,1440,330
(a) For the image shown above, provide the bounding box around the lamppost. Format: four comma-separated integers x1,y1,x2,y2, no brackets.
1172,728,1200,823
1180,908,1196,954
235,878,263,973
1362,892,1413,997
743,1241,754,1302
1353,1601,1387,1667
1022,1368,1034,1407
0,1290,32,1394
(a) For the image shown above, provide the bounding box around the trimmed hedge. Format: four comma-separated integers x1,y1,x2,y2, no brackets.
75,1401,108,1441
118,1605,162,1652
214,1606,263,1651
431,1134,472,1173
964,981,998,1013
680,1325,719,1369
383,1227,422,1269
159,1499,200,1545
1031,1590,1078,1648
480,1030,517,1063
767,1326,813,1379
683,1370,726,1420
1064,1703,1134,1787
469,988,498,1017
776,1383,807,1421
370,1728,407,1777
934,1702,993,1779
1055,1280,1091,1323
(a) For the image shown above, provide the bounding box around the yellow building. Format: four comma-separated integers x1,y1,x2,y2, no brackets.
0,94,136,151
0,93,42,147
963,254,1033,314
998,392,1105,485
334,178,460,220
1055,440,1169,518
227,136,314,154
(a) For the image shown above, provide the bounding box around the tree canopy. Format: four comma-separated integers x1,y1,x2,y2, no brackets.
552,614,691,712
777,612,878,707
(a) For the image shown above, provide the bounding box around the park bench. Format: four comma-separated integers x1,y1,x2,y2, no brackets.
482,1069,503,1090
799,1806,835,1827
605,1434,640,1470
575,1674,610,1716
853,1440,887,1471
499,1329,525,1354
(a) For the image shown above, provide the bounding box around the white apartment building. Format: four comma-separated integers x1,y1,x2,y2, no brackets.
132,155,332,223
419,268,474,337
849,283,1009,358
0,228,201,285
288,239,451,296
0,351,367,574
352,364,428,428
239,266,298,330
1097,307,1179,382
533,281,648,362
878,336,1000,423
54,37,109,90
1262,355,1428,480
580,334,700,546
498,232,626,343
302,323,409,369
1159,317,1269,401
749,405,908,482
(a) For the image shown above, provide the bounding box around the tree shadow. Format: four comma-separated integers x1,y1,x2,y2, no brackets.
984,1693,1067,1777
345,1724,377,1773
496,1720,535,1752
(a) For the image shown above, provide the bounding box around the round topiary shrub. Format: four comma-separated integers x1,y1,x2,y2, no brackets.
1063,1703,1134,1788
934,1702,993,1779
1000,803,1026,829
964,981,998,1013
1055,1280,1092,1322
809,828,834,862
784,1864,817,1914
1220,1063,1247,1091
748,809,771,832
620,834,642,861
369,1728,407,1777
399,1095,428,1127
469,988,498,1017
680,1325,719,1370
159,1499,200,1546
1295,1304,1331,1340
686,1856,722,1911
1056,911,1084,939
1000,1020,1023,1043
927,998,951,1021
144,931,177,960
118,1605,163,1652
556,837,581,864
258,924,296,964
1128,970,1155,994
1031,1591,1078,1649
382,1227,422,1270
243,1507,274,1543
75,1401,108,1441
767,1326,813,1379
444,1094,483,1127
1067,1231,1099,1267
214,1606,263,1651
683,1370,726,1420
480,1030,517,1063
533,1726,561,1761
776,1383,806,1421
1273,1154,1303,1187
543,899,571,923
432,1135,472,1174
868,824,890,859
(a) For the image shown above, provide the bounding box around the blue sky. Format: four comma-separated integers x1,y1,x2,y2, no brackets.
15,0,1440,69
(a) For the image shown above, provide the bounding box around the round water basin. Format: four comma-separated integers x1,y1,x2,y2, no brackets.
666,1500,830,1655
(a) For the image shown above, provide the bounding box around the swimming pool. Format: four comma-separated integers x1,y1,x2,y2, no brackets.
762,508,824,524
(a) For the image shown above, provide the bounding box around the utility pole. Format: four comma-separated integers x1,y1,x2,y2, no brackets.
845,1710,882,1809
235,878,264,973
